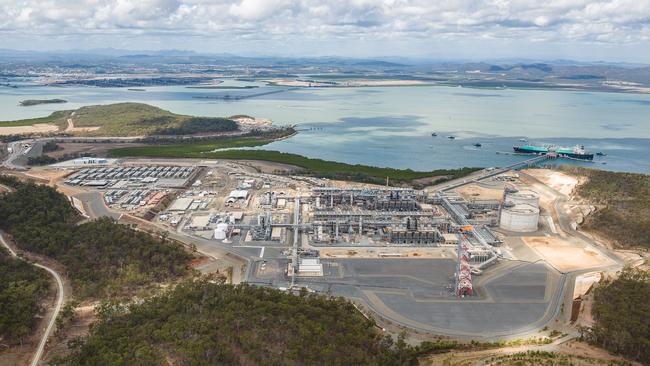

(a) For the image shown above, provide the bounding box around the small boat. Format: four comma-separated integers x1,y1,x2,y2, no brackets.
519,138,528,142
447,135,456,140
473,143,482,147
596,152,607,156
431,132,438,137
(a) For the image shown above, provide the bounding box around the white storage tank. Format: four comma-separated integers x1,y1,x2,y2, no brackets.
214,229,226,240
500,203,539,232
214,223,229,240
504,189,539,208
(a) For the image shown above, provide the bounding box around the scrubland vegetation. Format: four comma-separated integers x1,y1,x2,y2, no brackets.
0,176,192,299
1,103,239,137
0,247,50,345
110,132,479,186
583,268,650,364
565,167,650,249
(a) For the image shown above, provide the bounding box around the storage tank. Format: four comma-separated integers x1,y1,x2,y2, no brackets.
499,203,539,232
214,223,229,240
504,189,539,208
214,229,226,240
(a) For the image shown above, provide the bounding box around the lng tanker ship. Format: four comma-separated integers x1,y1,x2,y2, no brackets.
513,144,594,160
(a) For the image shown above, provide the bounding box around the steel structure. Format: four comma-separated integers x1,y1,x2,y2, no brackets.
455,234,474,297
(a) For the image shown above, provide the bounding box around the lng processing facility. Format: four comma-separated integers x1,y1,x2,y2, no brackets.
61,160,545,298
24,154,620,339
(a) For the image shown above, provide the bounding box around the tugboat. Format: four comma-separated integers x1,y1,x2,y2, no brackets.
513,144,594,160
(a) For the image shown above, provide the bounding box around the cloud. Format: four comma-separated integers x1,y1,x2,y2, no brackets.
0,0,649,56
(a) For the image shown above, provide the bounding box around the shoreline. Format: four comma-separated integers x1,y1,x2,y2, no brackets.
261,79,650,95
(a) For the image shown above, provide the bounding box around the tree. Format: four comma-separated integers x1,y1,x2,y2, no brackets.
587,267,650,364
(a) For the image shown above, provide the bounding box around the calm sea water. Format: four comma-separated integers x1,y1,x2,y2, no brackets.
2,80,650,173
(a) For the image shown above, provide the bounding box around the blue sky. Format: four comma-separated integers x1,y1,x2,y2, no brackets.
1,0,649,62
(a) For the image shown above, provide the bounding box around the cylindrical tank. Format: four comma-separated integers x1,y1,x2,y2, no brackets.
214,229,226,240
505,189,539,208
214,223,229,240
500,204,539,232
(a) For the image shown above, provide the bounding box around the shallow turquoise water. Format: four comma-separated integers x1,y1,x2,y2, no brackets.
2,81,650,173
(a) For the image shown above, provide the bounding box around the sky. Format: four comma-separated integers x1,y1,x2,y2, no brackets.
1,0,650,62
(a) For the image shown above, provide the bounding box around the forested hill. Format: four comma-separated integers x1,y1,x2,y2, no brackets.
58,279,428,366
566,167,650,249
1,102,240,137
0,177,192,298
586,268,650,364
0,247,50,344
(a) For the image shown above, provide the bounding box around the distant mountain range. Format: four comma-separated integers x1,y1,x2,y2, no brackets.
1,48,649,93
0,48,647,67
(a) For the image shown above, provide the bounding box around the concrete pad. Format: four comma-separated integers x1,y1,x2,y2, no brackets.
296,259,560,337
522,236,614,271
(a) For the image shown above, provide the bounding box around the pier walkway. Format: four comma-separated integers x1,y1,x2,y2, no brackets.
439,155,552,192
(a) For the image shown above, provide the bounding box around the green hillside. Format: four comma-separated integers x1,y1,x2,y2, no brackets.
0,247,50,344
586,268,650,364
565,167,650,249
0,177,192,298
0,103,239,137
0,110,70,128
57,279,423,366
68,102,239,136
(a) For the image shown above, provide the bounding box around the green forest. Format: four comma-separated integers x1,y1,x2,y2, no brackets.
109,135,479,186
585,268,650,364
0,247,50,344
0,177,192,298
154,116,238,135
566,167,650,248
57,279,435,366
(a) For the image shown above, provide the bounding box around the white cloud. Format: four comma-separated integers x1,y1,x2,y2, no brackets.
0,0,649,58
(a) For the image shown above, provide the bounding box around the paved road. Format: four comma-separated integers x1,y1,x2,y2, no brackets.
2,139,41,170
1,131,261,170
1,232,64,366
74,191,121,220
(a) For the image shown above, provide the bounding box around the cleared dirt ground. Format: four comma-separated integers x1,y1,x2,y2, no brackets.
523,168,584,196
423,339,640,366
47,142,144,159
42,303,97,363
64,118,100,133
25,168,72,184
522,236,613,272
0,123,59,135
454,183,504,200
228,159,301,174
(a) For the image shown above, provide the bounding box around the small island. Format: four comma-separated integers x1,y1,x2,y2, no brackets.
19,98,67,106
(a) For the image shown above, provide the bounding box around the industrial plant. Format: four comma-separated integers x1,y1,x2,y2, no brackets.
55,158,554,300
